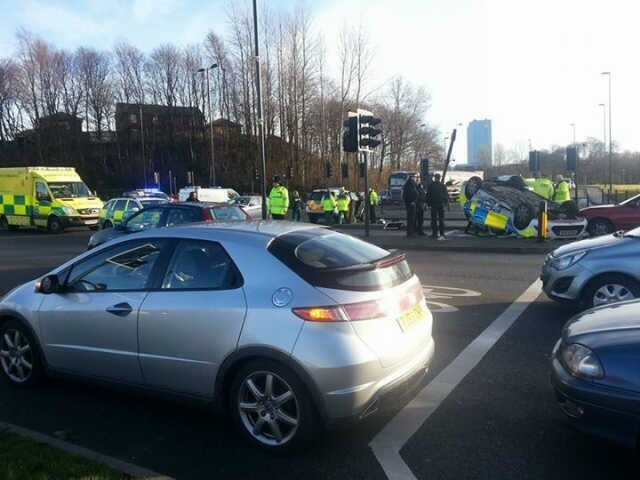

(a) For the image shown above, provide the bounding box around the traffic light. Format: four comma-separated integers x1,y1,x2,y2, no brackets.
420,158,430,183
341,163,349,179
566,147,578,172
286,166,293,179
342,114,358,153
528,151,540,172
253,168,260,181
187,171,194,185
325,161,333,178
358,111,382,151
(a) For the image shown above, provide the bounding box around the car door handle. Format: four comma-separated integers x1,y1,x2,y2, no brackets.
106,302,133,317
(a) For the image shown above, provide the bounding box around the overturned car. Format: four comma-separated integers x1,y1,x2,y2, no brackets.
461,175,587,239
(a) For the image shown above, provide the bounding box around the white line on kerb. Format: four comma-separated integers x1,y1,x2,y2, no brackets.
370,279,542,480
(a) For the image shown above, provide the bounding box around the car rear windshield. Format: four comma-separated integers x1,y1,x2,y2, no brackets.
211,206,246,221
268,230,413,291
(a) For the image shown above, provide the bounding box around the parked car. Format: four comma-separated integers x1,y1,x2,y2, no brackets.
541,227,640,308
234,195,265,219
462,175,587,239
304,187,342,223
88,202,250,248
99,196,169,229
550,299,640,448
123,188,171,203
0,222,434,452
581,193,640,236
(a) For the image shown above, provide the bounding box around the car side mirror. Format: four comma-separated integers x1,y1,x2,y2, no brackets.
37,274,62,294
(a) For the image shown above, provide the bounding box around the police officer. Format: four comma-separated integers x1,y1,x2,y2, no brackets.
322,191,337,224
426,173,449,239
268,176,289,219
553,175,571,202
369,188,379,224
402,173,419,237
533,174,555,200
336,188,351,224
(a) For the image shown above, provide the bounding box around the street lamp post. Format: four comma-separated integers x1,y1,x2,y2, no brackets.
443,136,448,169
197,64,219,186
569,123,576,146
601,71,612,196
598,103,606,154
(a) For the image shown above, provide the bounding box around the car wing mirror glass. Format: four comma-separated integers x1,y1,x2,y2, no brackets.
37,274,62,294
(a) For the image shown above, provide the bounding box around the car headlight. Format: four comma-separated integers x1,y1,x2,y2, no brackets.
559,343,604,379
62,206,76,215
550,251,587,270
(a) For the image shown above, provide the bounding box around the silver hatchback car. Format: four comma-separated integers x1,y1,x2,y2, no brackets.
541,227,640,309
0,222,434,452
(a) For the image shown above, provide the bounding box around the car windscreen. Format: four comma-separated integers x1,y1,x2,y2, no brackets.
49,181,92,198
310,191,326,202
268,230,413,291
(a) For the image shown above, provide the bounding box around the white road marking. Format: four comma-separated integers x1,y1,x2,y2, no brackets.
0,421,172,479
370,279,542,480
423,285,482,314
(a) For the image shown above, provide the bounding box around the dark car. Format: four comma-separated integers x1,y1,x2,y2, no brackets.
581,193,640,236
551,300,640,448
88,202,250,248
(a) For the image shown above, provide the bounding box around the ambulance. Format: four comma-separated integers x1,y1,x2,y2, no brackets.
0,167,103,233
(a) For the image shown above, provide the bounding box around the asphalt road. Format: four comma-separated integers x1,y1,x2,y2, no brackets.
0,228,637,479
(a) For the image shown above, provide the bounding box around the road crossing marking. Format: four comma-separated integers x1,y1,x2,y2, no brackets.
370,279,542,480
423,285,482,313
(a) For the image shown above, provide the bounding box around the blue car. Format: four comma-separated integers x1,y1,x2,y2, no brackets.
551,300,640,448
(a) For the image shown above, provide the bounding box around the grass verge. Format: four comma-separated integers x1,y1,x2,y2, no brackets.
0,429,130,480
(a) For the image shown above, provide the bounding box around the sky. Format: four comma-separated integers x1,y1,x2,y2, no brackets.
0,0,638,163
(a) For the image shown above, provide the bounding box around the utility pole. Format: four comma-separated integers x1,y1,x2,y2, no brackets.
253,0,268,219
139,104,146,186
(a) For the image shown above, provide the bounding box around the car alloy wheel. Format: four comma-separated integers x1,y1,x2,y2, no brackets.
237,370,300,447
588,219,613,236
0,327,35,384
593,283,636,307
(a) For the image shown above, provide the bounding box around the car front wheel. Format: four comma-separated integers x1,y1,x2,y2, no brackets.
0,319,43,387
230,359,317,452
587,218,613,236
582,274,640,309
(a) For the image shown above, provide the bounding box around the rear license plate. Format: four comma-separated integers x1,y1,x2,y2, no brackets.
398,301,426,331
557,230,577,236
84,219,98,225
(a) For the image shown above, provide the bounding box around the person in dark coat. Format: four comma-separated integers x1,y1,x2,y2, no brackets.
426,173,449,239
415,180,427,235
402,173,419,237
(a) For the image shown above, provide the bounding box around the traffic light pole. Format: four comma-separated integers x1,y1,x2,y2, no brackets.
364,150,370,238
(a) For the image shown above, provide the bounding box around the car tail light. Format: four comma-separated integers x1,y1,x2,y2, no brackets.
293,282,424,322
202,208,213,223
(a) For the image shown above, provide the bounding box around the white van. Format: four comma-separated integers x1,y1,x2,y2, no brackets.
178,186,239,203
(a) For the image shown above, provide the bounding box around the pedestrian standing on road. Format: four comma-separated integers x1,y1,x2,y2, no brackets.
415,179,427,236
336,188,351,225
186,191,198,202
290,190,302,221
553,175,571,203
426,173,448,240
403,173,419,237
369,188,379,224
268,176,289,219
322,191,337,225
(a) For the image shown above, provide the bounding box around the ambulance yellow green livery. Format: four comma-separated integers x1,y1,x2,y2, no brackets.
0,167,103,233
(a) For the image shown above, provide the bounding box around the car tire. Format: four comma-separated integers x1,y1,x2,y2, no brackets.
103,220,113,230
587,218,613,236
513,202,534,230
581,274,640,309
47,216,64,234
229,359,317,453
465,176,483,199
0,215,8,230
0,319,43,387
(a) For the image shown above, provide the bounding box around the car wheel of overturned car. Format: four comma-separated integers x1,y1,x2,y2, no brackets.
0,319,43,387
587,218,613,236
582,274,640,309
230,359,317,452
464,176,483,199
513,202,534,230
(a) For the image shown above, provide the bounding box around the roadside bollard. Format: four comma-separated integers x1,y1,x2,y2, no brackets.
538,201,548,242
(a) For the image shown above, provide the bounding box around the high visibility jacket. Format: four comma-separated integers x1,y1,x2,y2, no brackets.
369,190,379,205
322,194,337,212
533,178,554,200
336,194,350,212
553,180,571,202
269,186,289,215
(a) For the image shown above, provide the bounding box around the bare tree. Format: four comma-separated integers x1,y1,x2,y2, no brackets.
77,47,113,133
114,42,146,104
0,58,21,141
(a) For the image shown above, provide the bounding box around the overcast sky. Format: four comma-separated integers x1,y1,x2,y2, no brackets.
0,0,637,163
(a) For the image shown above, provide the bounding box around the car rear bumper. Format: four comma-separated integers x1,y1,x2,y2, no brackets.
550,357,640,448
